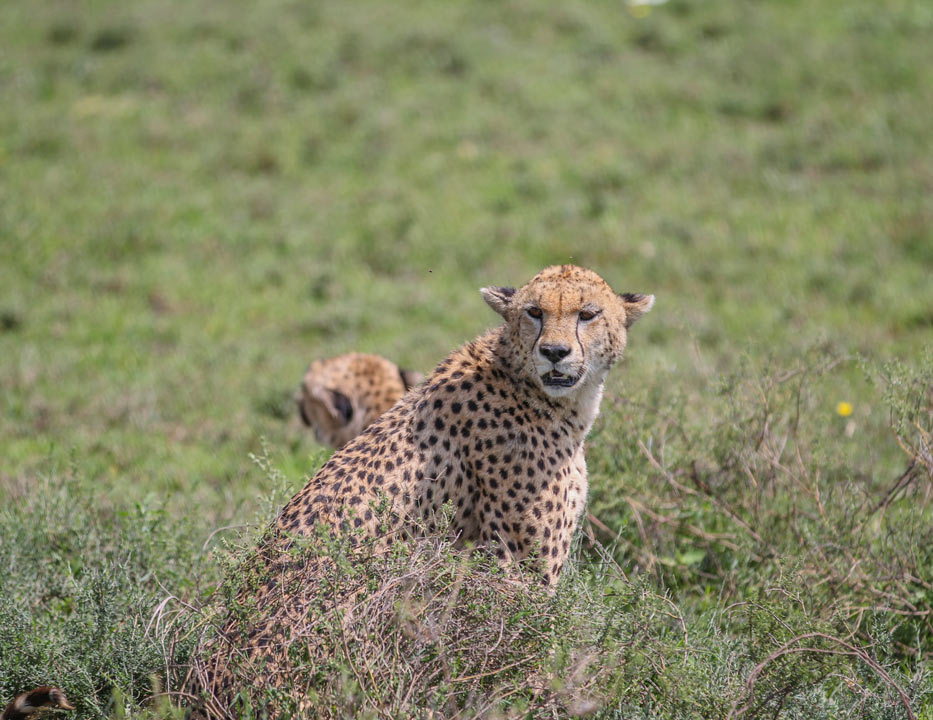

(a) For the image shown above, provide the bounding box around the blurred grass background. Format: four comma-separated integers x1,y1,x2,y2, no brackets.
1,0,931,716
2,0,930,516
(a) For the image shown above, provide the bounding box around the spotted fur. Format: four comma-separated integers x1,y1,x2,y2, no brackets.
298,352,423,448
198,265,654,715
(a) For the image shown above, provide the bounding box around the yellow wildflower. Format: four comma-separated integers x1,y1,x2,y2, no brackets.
835,401,853,417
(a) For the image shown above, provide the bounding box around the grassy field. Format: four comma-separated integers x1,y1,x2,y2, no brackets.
1,0,931,717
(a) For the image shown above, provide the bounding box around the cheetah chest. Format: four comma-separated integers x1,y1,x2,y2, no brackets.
409,387,589,582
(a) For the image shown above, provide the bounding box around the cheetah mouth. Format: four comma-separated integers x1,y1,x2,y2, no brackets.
541,370,579,387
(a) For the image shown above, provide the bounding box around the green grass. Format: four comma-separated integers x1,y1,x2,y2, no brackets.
1,0,931,717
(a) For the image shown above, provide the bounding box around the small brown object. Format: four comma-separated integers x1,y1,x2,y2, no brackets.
1,687,74,720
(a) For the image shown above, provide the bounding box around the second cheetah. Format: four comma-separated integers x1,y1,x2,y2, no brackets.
298,353,423,448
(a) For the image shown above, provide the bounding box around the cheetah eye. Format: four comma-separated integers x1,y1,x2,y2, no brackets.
526,307,543,320
579,309,600,322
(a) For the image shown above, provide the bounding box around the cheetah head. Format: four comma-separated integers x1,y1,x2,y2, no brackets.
298,353,422,448
481,265,654,399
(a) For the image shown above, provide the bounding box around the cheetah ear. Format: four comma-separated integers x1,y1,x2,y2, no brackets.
311,386,355,425
400,369,424,390
618,292,655,329
480,286,516,318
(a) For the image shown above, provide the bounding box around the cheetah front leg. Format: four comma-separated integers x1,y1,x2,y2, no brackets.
482,459,589,586
535,463,588,585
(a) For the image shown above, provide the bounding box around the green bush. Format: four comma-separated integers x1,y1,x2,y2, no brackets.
0,475,204,718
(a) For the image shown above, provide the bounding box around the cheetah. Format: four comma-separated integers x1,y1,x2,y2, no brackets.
1,687,73,720
298,353,423,448
197,265,653,715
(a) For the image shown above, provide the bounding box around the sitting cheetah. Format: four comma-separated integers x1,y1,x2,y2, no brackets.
298,353,423,448
198,265,653,715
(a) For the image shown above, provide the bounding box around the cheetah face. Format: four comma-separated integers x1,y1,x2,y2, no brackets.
482,265,654,399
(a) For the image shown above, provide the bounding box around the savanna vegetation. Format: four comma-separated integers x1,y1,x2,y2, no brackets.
1,0,931,717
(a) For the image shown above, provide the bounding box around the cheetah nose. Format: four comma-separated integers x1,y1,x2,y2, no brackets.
539,344,571,363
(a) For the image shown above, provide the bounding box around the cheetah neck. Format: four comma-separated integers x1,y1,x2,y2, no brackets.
570,374,606,437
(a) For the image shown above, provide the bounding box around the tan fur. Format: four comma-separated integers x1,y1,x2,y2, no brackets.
198,266,653,715
1,687,73,720
298,353,423,448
